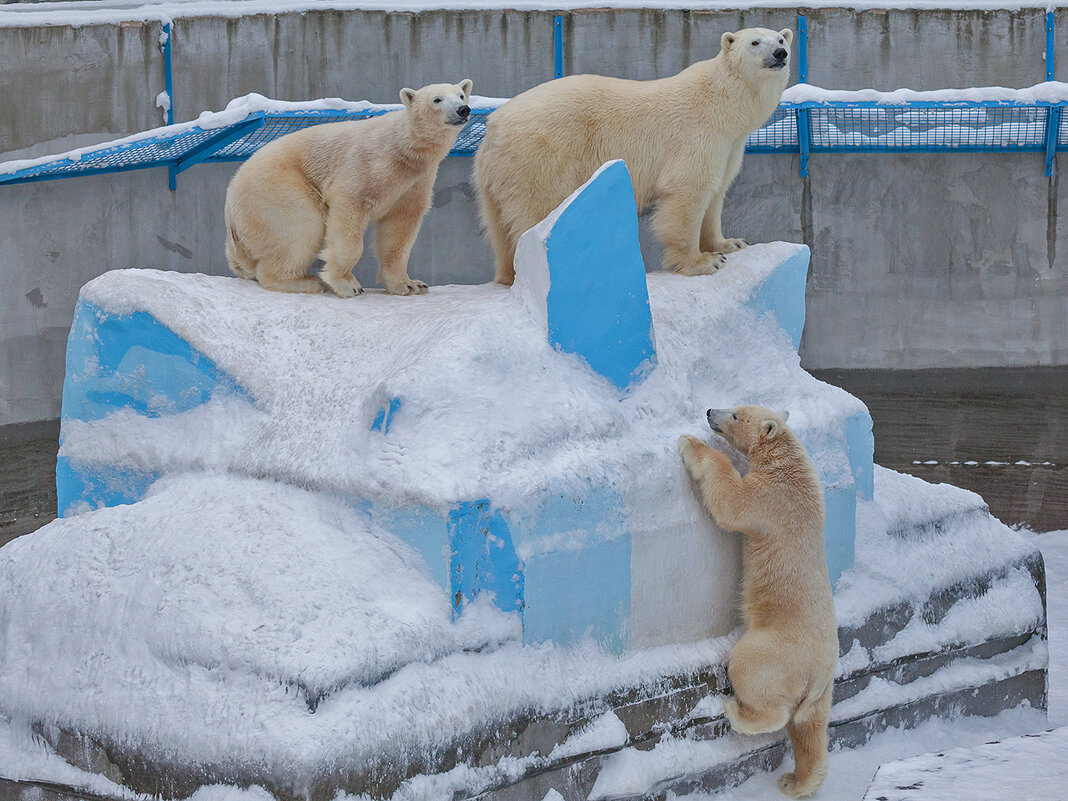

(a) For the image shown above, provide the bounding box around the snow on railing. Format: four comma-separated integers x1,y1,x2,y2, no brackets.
3,84,1068,189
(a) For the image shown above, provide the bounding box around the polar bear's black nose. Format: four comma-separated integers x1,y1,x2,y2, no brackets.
458,105,471,119
773,48,788,60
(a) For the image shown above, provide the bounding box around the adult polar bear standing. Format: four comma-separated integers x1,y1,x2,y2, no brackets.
473,28,791,285
225,80,472,297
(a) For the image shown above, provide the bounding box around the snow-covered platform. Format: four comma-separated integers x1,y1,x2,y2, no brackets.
0,162,1048,799
54,163,871,651
862,726,1067,801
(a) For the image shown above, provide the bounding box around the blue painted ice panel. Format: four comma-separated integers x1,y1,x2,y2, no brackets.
522,534,630,651
845,411,875,501
543,160,657,391
448,500,524,615
744,245,810,352
824,484,856,589
58,300,248,513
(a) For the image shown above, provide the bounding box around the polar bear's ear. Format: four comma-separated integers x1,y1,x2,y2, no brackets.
400,88,417,107
460,79,473,97
762,419,780,440
778,409,790,423
721,31,736,52
779,28,794,45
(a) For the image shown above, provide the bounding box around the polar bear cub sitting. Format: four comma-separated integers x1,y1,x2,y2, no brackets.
474,28,792,285
224,80,472,297
679,406,837,799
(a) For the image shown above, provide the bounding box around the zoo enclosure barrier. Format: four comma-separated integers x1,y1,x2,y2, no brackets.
1,12,1067,188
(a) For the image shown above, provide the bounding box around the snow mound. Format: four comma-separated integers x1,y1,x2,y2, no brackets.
0,472,519,717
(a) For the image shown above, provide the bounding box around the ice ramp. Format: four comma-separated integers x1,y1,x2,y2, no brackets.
57,161,871,653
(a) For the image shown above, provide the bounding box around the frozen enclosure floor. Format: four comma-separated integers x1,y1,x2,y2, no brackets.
861,726,1067,801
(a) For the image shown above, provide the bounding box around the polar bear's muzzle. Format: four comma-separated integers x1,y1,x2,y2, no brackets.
765,48,789,70
449,105,471,125
707,408,730,434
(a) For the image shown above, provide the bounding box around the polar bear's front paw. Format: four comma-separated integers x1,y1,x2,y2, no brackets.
386,278,429,296
674,253,726,276
716,238,749,253
324,274,364,298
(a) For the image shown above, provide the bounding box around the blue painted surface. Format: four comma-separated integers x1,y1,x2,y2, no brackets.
553,15,564,79
370,397,403,433
367,503,451,591
58,301,247,513
1047,11,1056,82
523,535,630,651
544,160,657,391
448,500,524,615
506,485,630,650
823,485,856,588
845,411,875,501
744,246,810,352
56,456,160,517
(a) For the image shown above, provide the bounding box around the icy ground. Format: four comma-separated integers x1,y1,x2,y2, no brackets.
689,528,1068,801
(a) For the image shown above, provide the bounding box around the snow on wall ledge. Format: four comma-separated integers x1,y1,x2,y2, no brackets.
56,162,871,651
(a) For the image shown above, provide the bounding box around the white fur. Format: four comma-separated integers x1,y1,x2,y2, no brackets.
474,28,792,284
224,80,472,297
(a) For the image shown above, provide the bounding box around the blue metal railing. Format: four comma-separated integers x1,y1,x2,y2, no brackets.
3,97,1067,188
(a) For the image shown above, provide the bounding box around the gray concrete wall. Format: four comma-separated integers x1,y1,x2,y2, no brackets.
2,7,1067,424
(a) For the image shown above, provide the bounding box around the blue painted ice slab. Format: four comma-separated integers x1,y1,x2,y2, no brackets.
58,300,248,514
846,411,875,501
370,397,403,433
56,457,160,517
743,245,811,352
824,484,857,588
62,301,246,424
449,500,524,615
523,534,630,651
543,160,657,391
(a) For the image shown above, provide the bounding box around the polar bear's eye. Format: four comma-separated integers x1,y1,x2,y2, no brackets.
433,97,442,104
751,40,759,46
732,413,738,421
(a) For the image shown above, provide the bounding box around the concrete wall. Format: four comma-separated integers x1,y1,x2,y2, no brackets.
2,7,1067,424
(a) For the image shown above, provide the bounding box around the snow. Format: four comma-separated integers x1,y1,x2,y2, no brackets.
1037,530,1068,725
834,466,1040,634
0,0,1059,30
862,726,1068,801
783,82,1068,106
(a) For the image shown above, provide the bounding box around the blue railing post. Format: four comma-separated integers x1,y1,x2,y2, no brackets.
1047,11,1056,82
1046,12,1058,176
162,22,177,190
554,15,564,79
797,15,810,178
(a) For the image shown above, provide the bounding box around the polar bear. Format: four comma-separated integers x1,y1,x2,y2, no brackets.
224,80,473,297
473,28,791,285
678,406,837,799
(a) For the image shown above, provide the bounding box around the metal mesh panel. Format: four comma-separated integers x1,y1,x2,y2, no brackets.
808,105,1046,152
1058,109,1068,147
207,108,490,160
746,106,798,152
452,110,490,155
209,110,389,160
0,127,222,183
